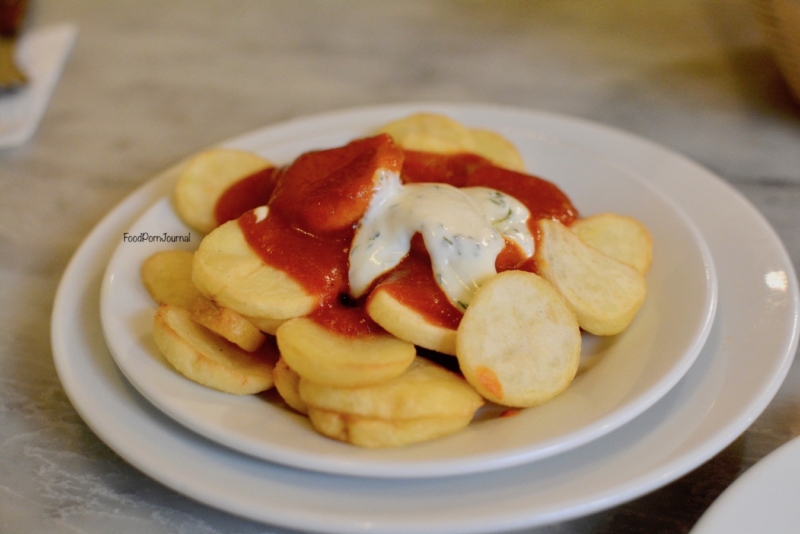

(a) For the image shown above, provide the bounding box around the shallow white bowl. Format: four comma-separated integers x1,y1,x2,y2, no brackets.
98,118,716,479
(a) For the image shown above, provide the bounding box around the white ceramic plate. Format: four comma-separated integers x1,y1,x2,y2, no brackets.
691,434,800,534
98,128,716,478
52,104,799,533
0,24,77,148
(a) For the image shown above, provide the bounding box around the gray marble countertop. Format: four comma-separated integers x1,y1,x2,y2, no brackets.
2,1,799,533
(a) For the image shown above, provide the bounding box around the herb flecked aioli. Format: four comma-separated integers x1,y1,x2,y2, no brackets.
348,172,534,309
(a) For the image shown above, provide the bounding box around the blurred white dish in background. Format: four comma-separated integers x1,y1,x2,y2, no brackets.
691,434,800,534
0,23,76,148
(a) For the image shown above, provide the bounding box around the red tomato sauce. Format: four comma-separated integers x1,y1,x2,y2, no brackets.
369,234,464,331
214,135,578,339
214,166,280,227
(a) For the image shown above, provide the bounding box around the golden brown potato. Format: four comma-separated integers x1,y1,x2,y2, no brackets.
366,287,457,356
376,113,526,172
570,213,653,274
276,317,416,388
141,250,202,309
456,270,581,407
299,357,484,447
245,315,287,336
535,218,647,336
173,148,273,234
152,304,278,395
376,113,476,154
469,128,526,172
189,297,266,352
306,407,477,449
299,357,483,419
272,358,308,414
192,219,317,321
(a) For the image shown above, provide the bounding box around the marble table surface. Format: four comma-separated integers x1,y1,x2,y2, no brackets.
2,1,799,533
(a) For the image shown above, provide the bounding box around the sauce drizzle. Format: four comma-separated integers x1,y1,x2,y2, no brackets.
213,136,578,338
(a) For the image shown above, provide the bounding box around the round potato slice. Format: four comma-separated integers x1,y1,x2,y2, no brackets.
141,250,202,309
299,356,483,418
570,212,653,274
376,113,476,153
306,407,477,449
173,148,273,234
377,114,526,172
245,315,287,335
273,358,307,414
189,297,266,352
300,357,483,447
456,270,581,407
192,219,317,321
276,317,416,388
535,218,647,336
366,287,457,356
468,128,526,172
152,304,278,395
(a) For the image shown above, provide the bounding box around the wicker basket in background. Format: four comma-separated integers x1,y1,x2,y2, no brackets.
753,0,800,102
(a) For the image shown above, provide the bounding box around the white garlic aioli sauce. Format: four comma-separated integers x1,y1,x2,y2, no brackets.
348,171,534,309
253,205,269,223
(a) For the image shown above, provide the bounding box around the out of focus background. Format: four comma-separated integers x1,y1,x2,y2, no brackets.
8,0,800,264
2,1,799,533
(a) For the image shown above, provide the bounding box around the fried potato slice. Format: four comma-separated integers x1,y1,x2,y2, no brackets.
141,250,202,308
275,317,416,388
190,297,266,352
192,219,317,321
376,113,526,171
456,270,581,407
570,213,653,274
535,218,647,336
273,358,307,414
469,128,526,172
366,287,457,356
306,408,476,449
245,315,286,335
376,113,476,154
299,357,484,447
173,148,273,234
299,357,483,418
152,304,278,394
